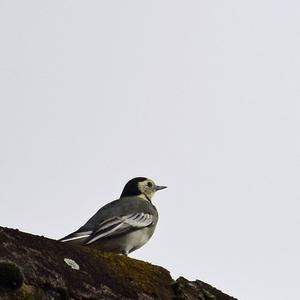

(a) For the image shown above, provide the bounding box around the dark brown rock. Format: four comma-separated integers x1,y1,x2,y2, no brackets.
0,226,237,300
173,277,237,300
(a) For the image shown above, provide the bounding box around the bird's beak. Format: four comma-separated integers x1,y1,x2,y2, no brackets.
155,185,167,191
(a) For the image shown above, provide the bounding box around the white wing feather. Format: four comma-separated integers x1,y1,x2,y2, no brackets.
60,230,93,242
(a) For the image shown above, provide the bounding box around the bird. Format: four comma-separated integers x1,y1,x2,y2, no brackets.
59,177,167,255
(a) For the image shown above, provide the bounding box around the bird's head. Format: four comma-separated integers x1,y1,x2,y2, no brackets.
120,177,167,201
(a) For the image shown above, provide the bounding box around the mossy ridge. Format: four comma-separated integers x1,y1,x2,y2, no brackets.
83,248,170,298
103,252,158,290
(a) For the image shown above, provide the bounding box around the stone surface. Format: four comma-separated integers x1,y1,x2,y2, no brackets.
173,277,237,300
0,226,237,300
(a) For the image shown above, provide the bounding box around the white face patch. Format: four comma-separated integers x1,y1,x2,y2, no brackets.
138,179,156,200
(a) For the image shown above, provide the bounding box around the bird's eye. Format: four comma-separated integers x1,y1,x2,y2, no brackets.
147,182,153,187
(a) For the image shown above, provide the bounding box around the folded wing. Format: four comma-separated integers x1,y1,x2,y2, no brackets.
84,212,154,245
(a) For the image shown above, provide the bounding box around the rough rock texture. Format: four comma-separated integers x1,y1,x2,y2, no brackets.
0,227,237,300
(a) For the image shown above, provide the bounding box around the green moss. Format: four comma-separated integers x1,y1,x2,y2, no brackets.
0,261,24,290
87,249,162,297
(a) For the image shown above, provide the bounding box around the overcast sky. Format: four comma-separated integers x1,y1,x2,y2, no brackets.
1,1,299,299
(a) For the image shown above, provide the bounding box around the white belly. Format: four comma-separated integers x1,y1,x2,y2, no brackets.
85,226,156,255
124,227,154,254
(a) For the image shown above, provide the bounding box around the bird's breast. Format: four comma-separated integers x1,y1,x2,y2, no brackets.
126,227,155,253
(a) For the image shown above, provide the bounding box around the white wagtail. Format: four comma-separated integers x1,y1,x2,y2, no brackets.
60,177,167,255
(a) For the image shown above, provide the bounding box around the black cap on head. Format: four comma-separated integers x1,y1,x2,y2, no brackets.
120,177,147,198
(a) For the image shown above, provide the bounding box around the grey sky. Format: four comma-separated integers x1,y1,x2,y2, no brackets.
1,1,299,299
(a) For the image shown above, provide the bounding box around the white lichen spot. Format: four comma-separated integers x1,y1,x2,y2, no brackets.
64,258,80,270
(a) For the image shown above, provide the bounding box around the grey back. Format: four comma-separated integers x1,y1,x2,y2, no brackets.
78,197,158,232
